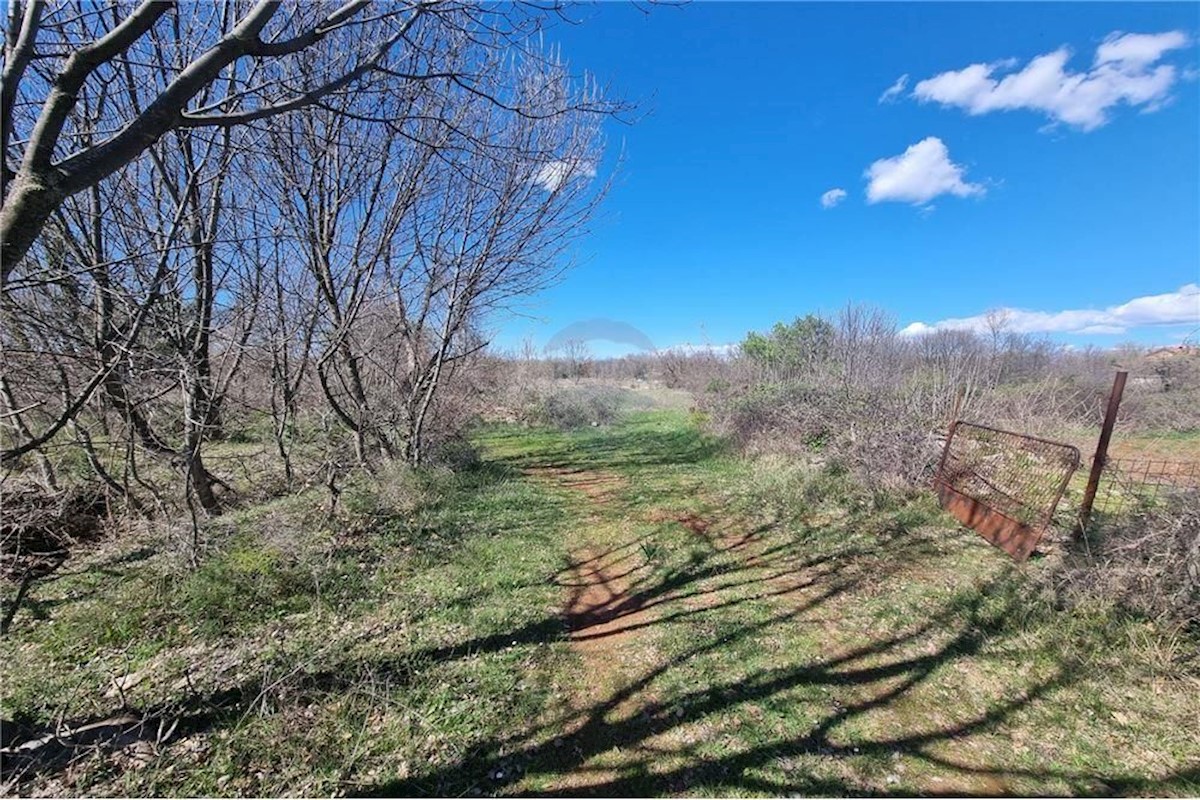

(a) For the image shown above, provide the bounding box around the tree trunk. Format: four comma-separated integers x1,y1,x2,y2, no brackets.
0,172,63,282
186,449,221,514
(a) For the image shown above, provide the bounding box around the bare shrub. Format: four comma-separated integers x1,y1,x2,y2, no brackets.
658,349,749,397
1,484,108,580
706,306,948,490
1044,492,1200,630
715,379,942,492
339,460,431,524
531,386,624,430
703,305,1199,493
1,483,110,634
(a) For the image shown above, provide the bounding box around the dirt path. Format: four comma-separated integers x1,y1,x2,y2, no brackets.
520,466,689,792
523,465,628,504
522,461,1024,796
562,543,657,700
524,465,657,702
521,464,835,793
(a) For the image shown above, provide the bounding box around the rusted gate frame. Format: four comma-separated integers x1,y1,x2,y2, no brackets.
935,420,1080,561
936,421,1081,529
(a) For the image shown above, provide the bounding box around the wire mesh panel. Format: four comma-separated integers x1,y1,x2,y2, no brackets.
1093,458,1200,517
934,421,1081,561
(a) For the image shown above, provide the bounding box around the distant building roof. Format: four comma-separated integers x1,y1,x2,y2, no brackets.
1146,344,1199,360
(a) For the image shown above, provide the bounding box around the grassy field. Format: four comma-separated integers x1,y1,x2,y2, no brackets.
2,409,1198,796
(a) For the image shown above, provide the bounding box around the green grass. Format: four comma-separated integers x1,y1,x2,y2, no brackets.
2,409,1197,796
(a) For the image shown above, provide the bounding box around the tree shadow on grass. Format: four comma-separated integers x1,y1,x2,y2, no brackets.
358,583,1036,797
0,502,903,792
356,568,1197,797
5,512,1196,797
6,424,1196,796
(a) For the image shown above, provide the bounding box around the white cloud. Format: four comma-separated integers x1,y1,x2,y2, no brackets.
879,74,909,103
900,322,936,336
820,188,847,209
900,284,1200,337
1095,30,1190,67
912,30,1191,131
864,137,984,206
532,159,597,192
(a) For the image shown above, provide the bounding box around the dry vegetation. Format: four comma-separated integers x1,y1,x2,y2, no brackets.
1045,493,1200,630
497,309,1200,628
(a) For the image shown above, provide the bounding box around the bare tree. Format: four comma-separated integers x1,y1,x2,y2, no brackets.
1,1,440,273
264,39,606,466
1,0,619,528
260,231,319,488
559,339,593,384
0,148,193,472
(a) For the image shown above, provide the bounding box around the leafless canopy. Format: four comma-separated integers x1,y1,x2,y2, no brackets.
1,0,618,519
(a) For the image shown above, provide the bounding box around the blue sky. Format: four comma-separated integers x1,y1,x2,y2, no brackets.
494,2,1200,355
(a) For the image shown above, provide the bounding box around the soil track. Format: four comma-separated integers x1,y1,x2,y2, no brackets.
562,544,656,676
532,464,838,793
524,466,628,504
529,463,1030,796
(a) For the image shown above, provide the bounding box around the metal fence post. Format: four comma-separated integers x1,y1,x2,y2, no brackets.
1077,370,1128,539
951,385,965,424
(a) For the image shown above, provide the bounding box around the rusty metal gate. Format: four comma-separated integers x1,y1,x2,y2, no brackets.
934,421,1081,561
